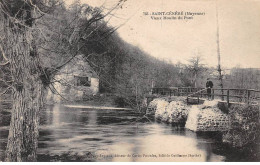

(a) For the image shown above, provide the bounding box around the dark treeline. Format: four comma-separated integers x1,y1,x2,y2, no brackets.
52,2,197,100
85,31,182,96
224,67,260,90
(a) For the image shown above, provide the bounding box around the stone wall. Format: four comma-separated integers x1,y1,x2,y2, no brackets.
185,101,230,132
147,97,190,124
147,98,230,132
147,98,167,115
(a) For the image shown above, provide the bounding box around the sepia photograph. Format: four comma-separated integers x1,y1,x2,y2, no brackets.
0,0,259,162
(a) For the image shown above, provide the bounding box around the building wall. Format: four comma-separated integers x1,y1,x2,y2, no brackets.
46,57,99,103
90,77,99,95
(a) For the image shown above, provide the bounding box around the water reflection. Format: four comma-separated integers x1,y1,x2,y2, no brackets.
0,104,240,161
100,124,225,162
36,105,226,162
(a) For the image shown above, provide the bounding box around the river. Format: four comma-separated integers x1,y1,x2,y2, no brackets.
0,104,256,162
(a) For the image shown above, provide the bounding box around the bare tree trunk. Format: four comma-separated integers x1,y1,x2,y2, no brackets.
194,73,197,88
2,12,44,162
5,80,43,161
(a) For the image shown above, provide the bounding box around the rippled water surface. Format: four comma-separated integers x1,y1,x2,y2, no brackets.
0,104,257,162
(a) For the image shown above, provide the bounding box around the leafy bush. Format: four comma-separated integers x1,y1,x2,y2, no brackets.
223,104,260,149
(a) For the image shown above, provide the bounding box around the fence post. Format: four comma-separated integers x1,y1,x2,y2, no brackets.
227,89,230,108
212,89,214,100
247,90,250,104
197,93,200,104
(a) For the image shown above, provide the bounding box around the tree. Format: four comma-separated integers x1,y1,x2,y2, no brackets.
186,55,207,88
0,0,124,161
0,0,47,161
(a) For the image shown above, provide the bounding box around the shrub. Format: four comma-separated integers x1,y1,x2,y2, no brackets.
223,104,260,149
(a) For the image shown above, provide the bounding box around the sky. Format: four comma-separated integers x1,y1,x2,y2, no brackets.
65,0,260,69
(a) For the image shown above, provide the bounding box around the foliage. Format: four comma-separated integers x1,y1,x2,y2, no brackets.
223,104,260,150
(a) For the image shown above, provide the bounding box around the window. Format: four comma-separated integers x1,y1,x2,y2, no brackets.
74,76,91,87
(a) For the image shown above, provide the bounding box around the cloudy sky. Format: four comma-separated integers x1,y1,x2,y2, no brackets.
65,0,260,69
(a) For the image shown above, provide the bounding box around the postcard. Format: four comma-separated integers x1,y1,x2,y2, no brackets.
0,0,259,162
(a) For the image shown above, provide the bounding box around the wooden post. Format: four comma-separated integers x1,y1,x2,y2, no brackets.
227,89,230,108
247,90,250,104
197,94,200,104
212,89,214,100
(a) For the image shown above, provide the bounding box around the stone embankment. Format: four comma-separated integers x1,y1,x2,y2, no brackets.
147,97,230,132
185,100,230,131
